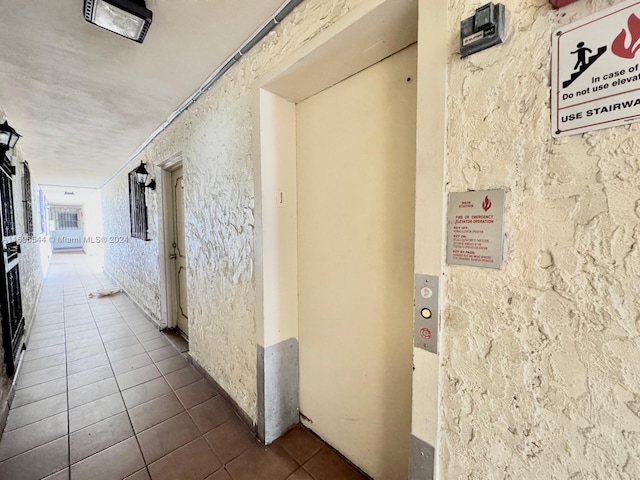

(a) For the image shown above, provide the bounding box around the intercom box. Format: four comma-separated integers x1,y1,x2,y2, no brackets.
460,3,508,58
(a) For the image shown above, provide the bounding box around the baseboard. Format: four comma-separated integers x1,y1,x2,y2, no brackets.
185,354,257,438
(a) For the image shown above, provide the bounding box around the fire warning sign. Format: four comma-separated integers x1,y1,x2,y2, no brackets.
552,0,640,136
446,189,505,269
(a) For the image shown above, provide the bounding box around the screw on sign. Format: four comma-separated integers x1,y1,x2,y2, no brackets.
420,328,432,340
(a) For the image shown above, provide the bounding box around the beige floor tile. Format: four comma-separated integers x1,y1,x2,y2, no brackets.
128,392,185,433
68,364,113,391
111,352,153,375
121,377,172,409
155,354,188,375
205,469,232,480
107,343,146,363
16,364,66,389
0,413,67,461
19,353,66,375
69,392,125,432
43,467,70,479
116,364,162,390
22,343,65,362
148,437,221,480
68,377,119,409
0,437,69,480
12,377,67,408
226,444,298,480
124,468,151,480
164,366,202,390
148,345,179,363
204,417,260,464
5,393,67,432
188,396,235,435
66,352,109,375
136,412,200,464
70,436,145,480
70,412,134,463
175,378,217,409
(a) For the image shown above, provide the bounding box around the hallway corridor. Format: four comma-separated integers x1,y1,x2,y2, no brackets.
0,254,366,480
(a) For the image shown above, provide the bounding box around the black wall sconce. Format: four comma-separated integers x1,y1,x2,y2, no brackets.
0,121,21,154
83,0,153,43
134,161,156,190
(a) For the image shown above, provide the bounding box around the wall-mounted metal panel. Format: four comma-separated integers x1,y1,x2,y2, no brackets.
414,274,439,353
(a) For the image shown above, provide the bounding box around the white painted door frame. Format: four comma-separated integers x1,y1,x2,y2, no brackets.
157,152,184,333
253,0,419,449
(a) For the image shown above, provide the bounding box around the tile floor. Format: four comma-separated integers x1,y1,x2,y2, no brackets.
0,253,367,480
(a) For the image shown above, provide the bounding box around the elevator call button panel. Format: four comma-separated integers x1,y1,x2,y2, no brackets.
414,274,439,354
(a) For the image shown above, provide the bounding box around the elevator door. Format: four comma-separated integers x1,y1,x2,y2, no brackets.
297,44,417,479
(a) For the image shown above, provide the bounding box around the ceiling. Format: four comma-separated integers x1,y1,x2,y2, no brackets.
0,0,287,190
41,185,101,208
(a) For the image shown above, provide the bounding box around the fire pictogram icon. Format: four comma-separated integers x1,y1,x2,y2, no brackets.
482,196,492,212
612,13,640,59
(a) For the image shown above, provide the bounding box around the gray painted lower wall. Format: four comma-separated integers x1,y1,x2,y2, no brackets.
257,338,299,444
409,434,435,480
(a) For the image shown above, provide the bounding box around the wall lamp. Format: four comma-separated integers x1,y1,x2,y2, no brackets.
0,121,21,154
83,0,153,43
134,161,156,190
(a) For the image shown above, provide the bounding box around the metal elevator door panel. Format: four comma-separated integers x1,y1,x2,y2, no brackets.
296,44,417,479
0,153,24,376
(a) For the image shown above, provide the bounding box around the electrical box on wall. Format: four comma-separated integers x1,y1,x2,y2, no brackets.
460,3,508,58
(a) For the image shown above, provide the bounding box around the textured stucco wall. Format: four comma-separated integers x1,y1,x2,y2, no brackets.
14,155,48,333
102,163,162,323
0,110,48,422
441,0,640,478
101,0,366,422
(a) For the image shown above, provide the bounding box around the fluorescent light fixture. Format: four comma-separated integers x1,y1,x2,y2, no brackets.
83,0,152,43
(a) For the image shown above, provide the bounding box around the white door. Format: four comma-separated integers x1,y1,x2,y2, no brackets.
297,45,417,479
170,167,189,337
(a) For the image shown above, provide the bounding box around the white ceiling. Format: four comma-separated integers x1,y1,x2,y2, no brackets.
0,0,287,189
41,185,101,208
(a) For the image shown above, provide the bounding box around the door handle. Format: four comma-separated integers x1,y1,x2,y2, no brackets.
169,253,177,259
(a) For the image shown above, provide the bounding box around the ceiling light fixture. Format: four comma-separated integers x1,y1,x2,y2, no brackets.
83,0,152,43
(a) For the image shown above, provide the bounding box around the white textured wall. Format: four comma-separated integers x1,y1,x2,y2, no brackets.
14,154,48,332
0,110,48,418
81,189,104,257
101,0,366,422
102,163,162,322
441,0,640,478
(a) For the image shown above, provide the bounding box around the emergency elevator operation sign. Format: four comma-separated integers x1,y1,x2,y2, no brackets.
446,189,505,269
552,0,640,137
